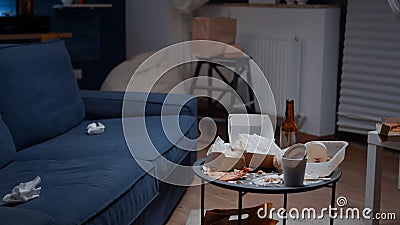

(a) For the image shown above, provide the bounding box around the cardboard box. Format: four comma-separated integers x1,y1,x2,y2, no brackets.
191,40,226,58
204,152,245,172
192,17,237,44
191,42,244,59
228,114,277,170
204,152,274,171
244,153,274,169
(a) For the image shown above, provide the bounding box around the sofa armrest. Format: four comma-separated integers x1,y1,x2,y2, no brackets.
80,90,124,120
80,90,197,120
0,207,54,225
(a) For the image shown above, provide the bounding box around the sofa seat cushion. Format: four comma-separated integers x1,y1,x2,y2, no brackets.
16,116,197,167
0,116,16,168
82,169,158,225
0,207,54,225
17,115,197,185
3,115,196,224
0,40,85,151
15,118,133,162
0,157,157,225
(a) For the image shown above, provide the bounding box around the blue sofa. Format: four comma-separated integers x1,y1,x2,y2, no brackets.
0,40,198,225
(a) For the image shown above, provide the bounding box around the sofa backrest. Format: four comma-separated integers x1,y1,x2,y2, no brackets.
0,40,85,151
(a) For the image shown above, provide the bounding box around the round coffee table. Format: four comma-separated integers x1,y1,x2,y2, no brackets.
193,158,342,225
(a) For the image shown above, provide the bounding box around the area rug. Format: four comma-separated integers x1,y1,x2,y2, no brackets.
185,209,365,225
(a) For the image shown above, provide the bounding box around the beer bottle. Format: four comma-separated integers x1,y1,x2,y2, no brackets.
280,99,297,149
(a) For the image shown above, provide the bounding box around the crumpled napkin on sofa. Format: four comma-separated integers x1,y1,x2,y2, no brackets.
86,122,105,135
2,176,41,205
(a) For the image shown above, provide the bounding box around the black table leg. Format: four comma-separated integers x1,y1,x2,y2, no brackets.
238,191,243,225
201,180,205,225
283,193,287,225
207,63,214,118
330,182,337,225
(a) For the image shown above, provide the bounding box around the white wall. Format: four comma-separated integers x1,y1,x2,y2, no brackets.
197,5,341,136
124,2,341,136
125,0,192,58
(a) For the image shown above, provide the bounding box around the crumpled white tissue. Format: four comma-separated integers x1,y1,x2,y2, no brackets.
207,136,243,158
86,122,105,135
2,176,41,204
233,133,281,156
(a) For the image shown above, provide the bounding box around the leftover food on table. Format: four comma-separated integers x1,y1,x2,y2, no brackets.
257,170,265,175
376,120,400,142
305,141,329,163
389,124,400,132
272,155,282,173
206,169,249,182
204,133,347,180
203,167,332,186
264,175,282,184
376,117,400,142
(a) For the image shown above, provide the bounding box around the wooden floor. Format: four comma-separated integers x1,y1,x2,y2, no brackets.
166,132,400,225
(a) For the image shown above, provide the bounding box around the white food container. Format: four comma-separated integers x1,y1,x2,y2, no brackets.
228,114,275,146
228,114,277,168
305,141,348,177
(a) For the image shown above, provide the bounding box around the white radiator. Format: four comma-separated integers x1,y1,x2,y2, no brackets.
237,32,302,118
